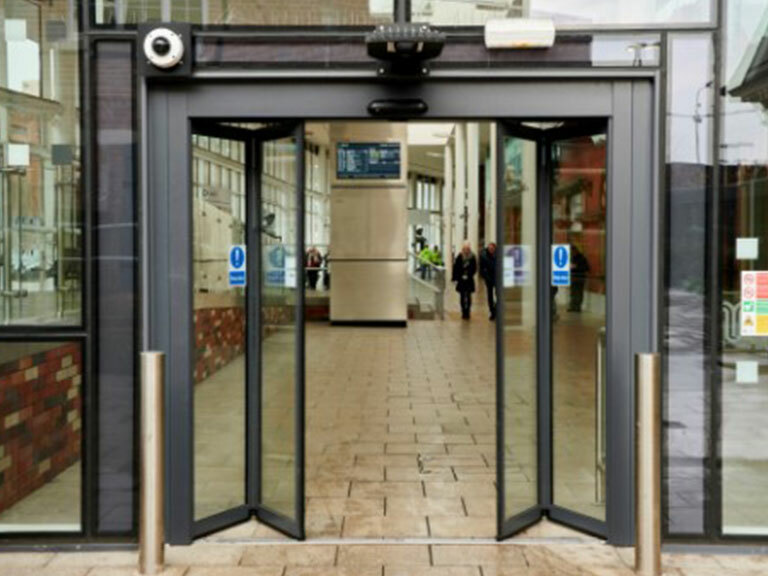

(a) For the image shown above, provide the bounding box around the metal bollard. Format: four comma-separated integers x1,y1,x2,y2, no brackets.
635,353,661,576
139,352,165,575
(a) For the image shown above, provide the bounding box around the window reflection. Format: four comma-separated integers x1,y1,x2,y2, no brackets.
720,0,768,537
411,0,711,26
0,342,82,532
191,132,247,520
664,33,714,536
1,0,82,326
94,0,394,26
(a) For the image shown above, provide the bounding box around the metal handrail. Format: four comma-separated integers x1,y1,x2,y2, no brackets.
595,326,607,504
407,251,446,320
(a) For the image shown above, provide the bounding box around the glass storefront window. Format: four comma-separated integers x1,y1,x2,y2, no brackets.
411,0,712,26
0,341,82,532
1,0,82,327
720,0,768,537
94,0,395,26
664,33,715,536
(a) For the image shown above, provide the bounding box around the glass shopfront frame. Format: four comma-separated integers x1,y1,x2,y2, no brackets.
3,0,767,550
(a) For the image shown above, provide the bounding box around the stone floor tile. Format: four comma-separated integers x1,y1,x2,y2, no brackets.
186,568,283,576
305,480,353,498
285,567,381,576
429,516,494,538
309,497,384,516
387,496,465,517
432,544,527,569
240,545,337,567
343,515,429,538
350,481,424,498
86,569,187,576
386,467,456,482
0,552,55,567
386,567,480,576
386,443,448,455
48,552,137,568
165,544,245,566
0,568,86,576
424,481,496,499
463,496,496,517
336,544,431,567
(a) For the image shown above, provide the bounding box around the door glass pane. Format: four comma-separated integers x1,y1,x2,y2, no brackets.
192,133,247,520
551,133,607,521
501,135,538,519
261,136,299,518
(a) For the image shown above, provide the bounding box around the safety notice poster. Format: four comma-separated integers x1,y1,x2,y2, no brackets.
741,271,768,336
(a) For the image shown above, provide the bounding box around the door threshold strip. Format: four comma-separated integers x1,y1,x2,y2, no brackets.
199,536,595,546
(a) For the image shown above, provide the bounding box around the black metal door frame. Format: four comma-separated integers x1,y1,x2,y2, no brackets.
147,77,656,547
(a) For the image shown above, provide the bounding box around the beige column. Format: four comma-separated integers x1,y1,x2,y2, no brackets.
443,143,454,279
467,122,480,252
453,123,466,248
487,123,498,243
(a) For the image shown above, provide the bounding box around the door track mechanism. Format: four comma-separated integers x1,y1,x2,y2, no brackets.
366,24,445,78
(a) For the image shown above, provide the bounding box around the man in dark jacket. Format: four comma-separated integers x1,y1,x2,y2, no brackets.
479,242,497,320
452,241,478,320
568,245,590,312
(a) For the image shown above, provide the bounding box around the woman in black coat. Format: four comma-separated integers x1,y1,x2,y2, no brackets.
452,241,478,320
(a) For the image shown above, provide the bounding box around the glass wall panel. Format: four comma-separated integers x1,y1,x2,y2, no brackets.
501,135,538,518
664,33,715,536
720,0,768,537
411,0,712,26
1,0,82,326
94,41,138,534
261,136,299,518
94,0,394,26
192,133,247,520
0,341,82,532
551,133,607,522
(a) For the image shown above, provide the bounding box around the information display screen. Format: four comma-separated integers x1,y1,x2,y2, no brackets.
337,142,401,180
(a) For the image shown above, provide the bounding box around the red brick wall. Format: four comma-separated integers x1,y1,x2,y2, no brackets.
192,304,296,384
194,307,246,383
0,344,82,514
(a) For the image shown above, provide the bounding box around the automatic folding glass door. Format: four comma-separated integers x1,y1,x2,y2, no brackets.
497,121,609,539
190,121,306,539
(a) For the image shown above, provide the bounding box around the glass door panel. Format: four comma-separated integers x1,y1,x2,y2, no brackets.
191,128,249,528
256,126,305,538
549,129,608,527
497,125,542,537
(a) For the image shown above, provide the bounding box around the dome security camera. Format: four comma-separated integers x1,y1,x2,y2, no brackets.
143,27,185,70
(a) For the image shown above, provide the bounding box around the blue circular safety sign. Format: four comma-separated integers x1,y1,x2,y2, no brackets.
230,246,245,269
554,246,568,268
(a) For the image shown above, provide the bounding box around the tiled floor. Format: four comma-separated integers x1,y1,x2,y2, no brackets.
2,534,768,576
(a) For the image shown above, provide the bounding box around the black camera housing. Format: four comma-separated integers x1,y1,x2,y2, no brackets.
366,24,445,78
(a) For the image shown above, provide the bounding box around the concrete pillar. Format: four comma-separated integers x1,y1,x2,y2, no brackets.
467,123,480,253
453,124,466,250
487,123,498,244
443,143,454,279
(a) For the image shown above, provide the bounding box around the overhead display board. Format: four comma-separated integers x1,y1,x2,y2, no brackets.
336,142,401,180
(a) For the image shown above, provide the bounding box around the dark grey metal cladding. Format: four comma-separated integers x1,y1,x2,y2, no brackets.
173,79,616,119
147,87,194,545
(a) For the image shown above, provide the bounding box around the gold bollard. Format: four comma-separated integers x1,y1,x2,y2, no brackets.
139,352,165,575
635,353,661,576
